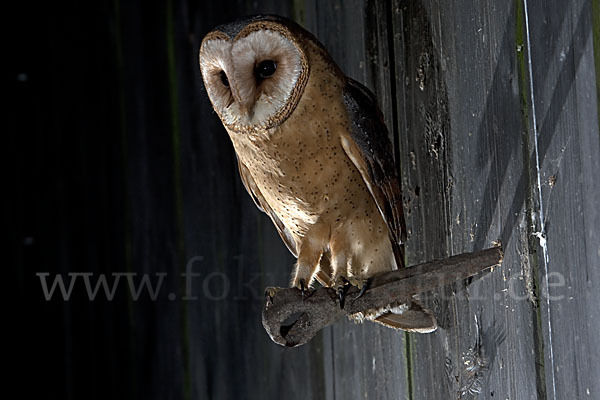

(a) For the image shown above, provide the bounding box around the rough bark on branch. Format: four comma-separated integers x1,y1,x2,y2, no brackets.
262,247,503,347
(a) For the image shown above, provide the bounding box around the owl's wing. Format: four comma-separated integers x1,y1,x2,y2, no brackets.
341,77,407,268
237,158,299,257
341,79,438,332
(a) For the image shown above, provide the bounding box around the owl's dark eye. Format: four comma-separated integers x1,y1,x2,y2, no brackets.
219,70,229,87
255,60,277,80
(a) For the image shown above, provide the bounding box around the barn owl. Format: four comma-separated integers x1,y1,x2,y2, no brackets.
199,15,436,332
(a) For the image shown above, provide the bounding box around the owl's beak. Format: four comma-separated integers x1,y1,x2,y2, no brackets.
238,103,252,117
230,85,255,119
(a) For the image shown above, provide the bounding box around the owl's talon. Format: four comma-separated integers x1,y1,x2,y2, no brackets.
338,287,345,309
297,279,314,299
265,287,278,306
333,276,349,309
354,278,371,299
337,285,348,309
347,276,369,299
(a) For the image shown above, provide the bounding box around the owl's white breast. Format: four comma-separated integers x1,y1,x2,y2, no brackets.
226,43,369,241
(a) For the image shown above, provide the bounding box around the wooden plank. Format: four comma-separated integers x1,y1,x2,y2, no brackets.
391,0,542,398
116,1,188,399
304,1,411,398
390,2,456,398
175,1,332,399
10,1,140,398
524,0,600,398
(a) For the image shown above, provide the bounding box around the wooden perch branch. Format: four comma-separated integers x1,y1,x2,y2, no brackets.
262,247,503,347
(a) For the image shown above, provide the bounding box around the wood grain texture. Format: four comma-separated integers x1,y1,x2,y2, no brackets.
524,0,600,398
390,1,542,398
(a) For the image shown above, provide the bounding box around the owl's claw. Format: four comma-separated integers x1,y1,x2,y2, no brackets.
337,285,348,309
354,277,371,300
334,276,349,309
265,287,278,306
298,279,313,299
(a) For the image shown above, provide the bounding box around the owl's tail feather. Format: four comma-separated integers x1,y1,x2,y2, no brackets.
372,300,437,333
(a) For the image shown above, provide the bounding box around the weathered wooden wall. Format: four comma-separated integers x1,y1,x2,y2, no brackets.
9,0,600,399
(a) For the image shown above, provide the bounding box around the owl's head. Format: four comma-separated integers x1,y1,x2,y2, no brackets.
200,15,310,131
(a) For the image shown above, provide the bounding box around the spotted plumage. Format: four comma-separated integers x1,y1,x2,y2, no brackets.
199,15,436,332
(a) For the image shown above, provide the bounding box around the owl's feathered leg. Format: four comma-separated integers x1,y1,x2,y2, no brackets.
291,228,328,292
291,255,320,295
330,234,352,308
314,250,333,287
